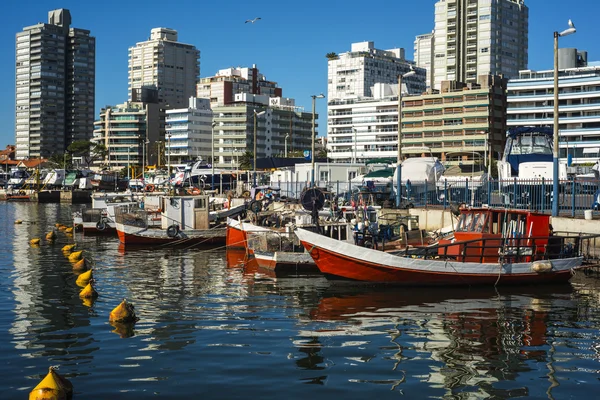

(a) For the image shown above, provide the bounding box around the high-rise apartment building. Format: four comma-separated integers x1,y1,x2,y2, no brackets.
15,9,95,159
417,0,528,91
414,31,435,90
196,65,282,107
128,28,200,108
328,41,427,101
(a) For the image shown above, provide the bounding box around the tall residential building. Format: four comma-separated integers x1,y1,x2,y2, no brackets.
15,9,95,159
196,65,282,107
507,51,600,166
128,28,200,108
165,97,213,167
417,0,528,91
414,31,435,90
327,76,507,165
327,41,427,101
212,93,315,170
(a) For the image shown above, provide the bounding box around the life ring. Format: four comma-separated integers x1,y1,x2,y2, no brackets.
187,187,201,195
167,224,180,238
223,201,229,209
96,221,106,231
145,184,155,192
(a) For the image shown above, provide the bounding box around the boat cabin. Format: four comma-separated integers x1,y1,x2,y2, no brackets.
439,207,552,262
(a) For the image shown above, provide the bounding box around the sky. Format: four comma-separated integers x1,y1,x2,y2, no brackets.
1,0,599,149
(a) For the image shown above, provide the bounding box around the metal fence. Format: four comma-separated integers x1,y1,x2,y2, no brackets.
269,178,600,217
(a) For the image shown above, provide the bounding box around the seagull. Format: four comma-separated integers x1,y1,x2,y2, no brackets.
245,17,261,24
568,19,575,28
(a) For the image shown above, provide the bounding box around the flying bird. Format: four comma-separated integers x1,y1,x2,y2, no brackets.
245,17,261,24
568,19,575,28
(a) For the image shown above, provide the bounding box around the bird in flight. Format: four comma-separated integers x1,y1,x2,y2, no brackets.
245,17,261,24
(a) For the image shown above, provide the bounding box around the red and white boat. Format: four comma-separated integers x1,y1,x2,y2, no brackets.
226,217,272,250
295,207,593,286
115,195,226,247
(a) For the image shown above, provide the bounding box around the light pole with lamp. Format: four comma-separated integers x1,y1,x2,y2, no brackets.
311,94,325,187
285,133,289,157
352,128,357,163
552,19,576,217
396,68,416,208
167,133,172,194
253,110,266,187
211,121,217,191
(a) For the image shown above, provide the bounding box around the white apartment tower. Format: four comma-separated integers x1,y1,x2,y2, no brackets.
15,9,95,159
328,41,427,101
128,28,200,108
418,0,528,90
414,31,435,90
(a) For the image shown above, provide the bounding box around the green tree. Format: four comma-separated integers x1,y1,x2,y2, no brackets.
326,52,339,60
47,152,72,169
67,141,107,168
317,148,328,160
238,151,254,170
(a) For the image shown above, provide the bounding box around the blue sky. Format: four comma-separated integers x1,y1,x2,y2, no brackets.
1,0,599,148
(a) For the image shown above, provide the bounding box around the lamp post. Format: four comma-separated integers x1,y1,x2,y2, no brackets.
552,20,576,217
396,69,416,208
285,133,289,157
167,133,172,194
311,93,325,187
211,121,217,190
352,128,357,163
253,110,266,187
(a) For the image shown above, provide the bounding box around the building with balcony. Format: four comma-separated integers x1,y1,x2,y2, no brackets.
416,0,528,91
327,75,507,166
212,93,316,170
15,8,95,159
507,52,600,165
196,65,282,107
128,28,199,108
327,41,426,101
165,97,213,168
92,101,162,171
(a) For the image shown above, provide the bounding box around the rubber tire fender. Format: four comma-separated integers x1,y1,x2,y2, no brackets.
167,224,179,238
96,221,106,231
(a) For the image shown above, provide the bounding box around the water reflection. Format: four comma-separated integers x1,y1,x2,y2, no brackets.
299,284,585,397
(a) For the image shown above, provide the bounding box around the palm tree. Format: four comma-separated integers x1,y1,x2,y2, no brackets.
238,151,254,171
326,52,339,60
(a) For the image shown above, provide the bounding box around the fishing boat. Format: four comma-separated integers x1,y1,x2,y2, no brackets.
114,195,226,247
295,207,595,286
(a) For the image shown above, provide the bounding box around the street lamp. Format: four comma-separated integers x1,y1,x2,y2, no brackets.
253,109,266,187
352,128,357,164
167,133,172,194
396,68,416,208
311,93,325,187
552,20,576,217
285,133,289,157
211,121,217,190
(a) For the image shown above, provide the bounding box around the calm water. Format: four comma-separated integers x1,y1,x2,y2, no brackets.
2,202,600,399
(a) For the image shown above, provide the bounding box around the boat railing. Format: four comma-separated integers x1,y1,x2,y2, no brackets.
393,233,600,265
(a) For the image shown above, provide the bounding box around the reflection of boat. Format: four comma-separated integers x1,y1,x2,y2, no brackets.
296,207,593,285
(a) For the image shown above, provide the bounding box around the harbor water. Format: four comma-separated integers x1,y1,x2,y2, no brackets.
2,202,600,398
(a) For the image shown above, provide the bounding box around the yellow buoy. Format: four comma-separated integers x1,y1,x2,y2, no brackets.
72,258,87,271
15,220,23,224
46,231,56,241
30,238,41,246
54,223,61,228
79,281,98,299
61,244,76,252
81,296,95,308
109,299,138,323
68,250,83,262
58,225,66,231
76,269,93,287
65,227,73,233
28,366,73,400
